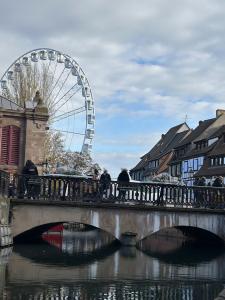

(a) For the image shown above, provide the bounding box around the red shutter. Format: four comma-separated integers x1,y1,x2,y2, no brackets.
0,126,9,164
8,125,20,165
0,125,20,165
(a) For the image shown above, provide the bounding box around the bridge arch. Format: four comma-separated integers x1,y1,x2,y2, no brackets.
11,201,225,244
14,221,119,244
140,225,225,245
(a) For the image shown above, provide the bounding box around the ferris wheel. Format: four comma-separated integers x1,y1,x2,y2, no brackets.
0,48,95,154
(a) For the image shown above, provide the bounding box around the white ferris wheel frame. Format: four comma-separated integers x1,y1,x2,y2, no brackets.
0,47,95,154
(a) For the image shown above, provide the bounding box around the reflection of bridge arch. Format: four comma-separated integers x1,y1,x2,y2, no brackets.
140,226,225,265
11,201,225,243
6,245,225,299
13,241,120,267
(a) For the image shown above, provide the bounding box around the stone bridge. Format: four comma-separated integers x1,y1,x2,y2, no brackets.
11,199,225,244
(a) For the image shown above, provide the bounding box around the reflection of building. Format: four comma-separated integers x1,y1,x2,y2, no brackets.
42,226,115,254
42,224,64,249
0,95,49,174
0,247,12,296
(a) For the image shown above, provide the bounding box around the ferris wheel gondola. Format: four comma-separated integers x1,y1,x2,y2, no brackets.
0,48,95,154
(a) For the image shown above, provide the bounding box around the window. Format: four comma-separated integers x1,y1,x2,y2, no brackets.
0,125,20,165
193,159,198,170
183,161,188,172
210,156,225,167
208,137,218,146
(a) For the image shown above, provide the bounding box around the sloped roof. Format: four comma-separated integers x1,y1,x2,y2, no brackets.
194,113,225,142
172,114,225,161
178,118,216,147
130,156,148,172
209,125,225,140
207,135,225,157
131,123,191,172
143,123,190,159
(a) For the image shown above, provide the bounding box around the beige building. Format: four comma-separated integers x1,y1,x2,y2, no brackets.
0,95,49,174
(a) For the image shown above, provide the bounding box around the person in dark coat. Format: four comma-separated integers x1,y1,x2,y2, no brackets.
21,160,39,198
22,160,38,176
195,176,206,207
212,176,223,207
99,169,111,198
117,168,130,200
212,176,223,187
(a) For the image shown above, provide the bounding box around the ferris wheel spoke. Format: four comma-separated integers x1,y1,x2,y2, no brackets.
51,108,86,123
42,60,52,100
51,128,85,136
50,82,79,108
46,66,66,105
49,70,72,106
51,86,82,115
51,105,86,119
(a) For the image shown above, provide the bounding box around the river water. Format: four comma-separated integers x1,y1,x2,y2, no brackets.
1,227,225,300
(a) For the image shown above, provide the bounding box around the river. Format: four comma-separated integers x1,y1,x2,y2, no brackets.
1,226,225,299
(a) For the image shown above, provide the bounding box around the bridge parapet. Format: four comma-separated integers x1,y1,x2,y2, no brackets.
4,172,225,210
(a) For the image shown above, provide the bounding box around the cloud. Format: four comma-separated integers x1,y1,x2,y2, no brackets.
0,0,225,175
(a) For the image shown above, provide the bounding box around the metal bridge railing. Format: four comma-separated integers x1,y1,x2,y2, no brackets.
2,171,225,209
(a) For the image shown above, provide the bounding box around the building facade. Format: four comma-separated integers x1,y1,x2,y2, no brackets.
131,109,225,185
169,109,225,185
130,123,191,181
0,95,49,174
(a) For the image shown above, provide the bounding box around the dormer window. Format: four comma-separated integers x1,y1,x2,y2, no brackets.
195,140,208,150
208,137,218,146
210,156,225,167
149,160,159,168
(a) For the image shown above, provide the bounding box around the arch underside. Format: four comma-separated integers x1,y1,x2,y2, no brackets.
11,203,225,243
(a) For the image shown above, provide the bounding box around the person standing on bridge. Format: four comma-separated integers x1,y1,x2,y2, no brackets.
195,176,206,207
212,176,223,187
21,160,39,199
99,169,111,199
212,176,224,208
117,168,130,200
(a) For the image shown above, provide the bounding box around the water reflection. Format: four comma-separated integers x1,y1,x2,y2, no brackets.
3,227,225,299
4,281,223,300
13,241,120,267
140,235,225,265
0,247,12,298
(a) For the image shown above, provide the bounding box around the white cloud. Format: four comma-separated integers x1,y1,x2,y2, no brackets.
0,0,225,172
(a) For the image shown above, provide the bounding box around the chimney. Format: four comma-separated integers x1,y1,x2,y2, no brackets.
216,109,225,118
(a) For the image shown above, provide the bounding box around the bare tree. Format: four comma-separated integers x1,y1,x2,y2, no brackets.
4,63,54,111
43,131,101,175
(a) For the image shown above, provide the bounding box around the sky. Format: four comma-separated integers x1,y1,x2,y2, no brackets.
1,0,225,178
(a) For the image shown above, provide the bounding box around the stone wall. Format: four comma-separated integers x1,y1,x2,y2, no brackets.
0,197,9,225
24,112,48,167
0,197,12,247
0,107,49,174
